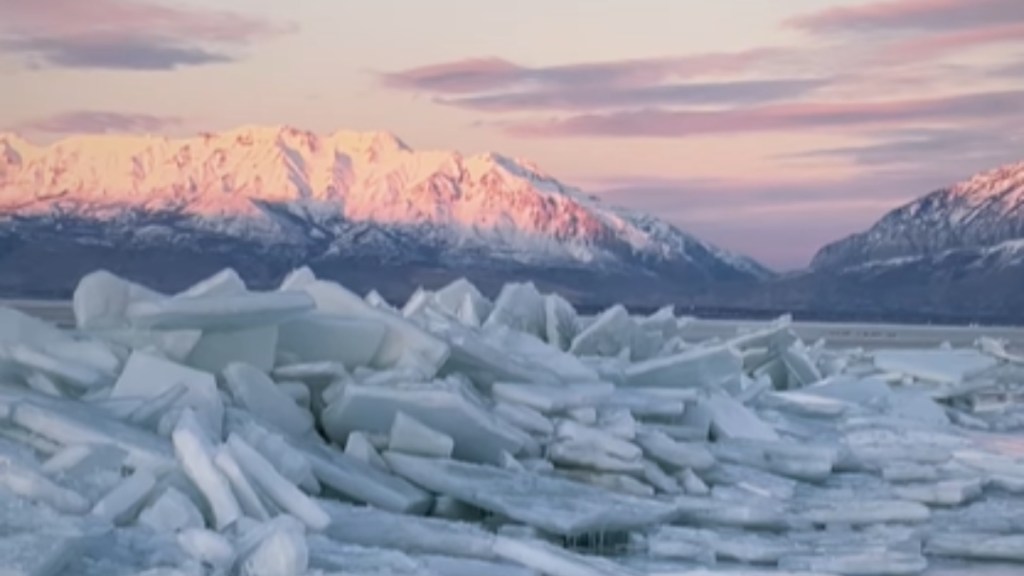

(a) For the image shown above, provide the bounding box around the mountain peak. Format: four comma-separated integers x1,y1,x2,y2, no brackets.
812,157,1024,270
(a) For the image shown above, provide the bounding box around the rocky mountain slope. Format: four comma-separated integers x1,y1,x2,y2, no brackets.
753,160,1024,323
0,126,769,303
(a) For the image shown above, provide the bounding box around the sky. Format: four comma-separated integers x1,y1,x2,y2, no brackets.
2,0,1023,270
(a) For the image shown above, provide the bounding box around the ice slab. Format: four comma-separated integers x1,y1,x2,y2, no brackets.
544,293,580,351
304,280,450,374
384,452,679,537
492,382,615,414
482,326,601,383
555,419,641,461
434,278,493,322
798,499,930,526
185,325,278,374
226,434,330,530
177,528,235,571
213,445,272,521
72,269,165,330
492,535,639,576
624,344,742,389
4,344,113,391
171,409,241,531
778,551,927,576
483,282,546,339
925,532,1024,562
320,500,497,559
111,350,223,439
323,378,528,465
547,441,644,474
389,411,455,459
223,362,314,438
873,349,998,385
237,517,308,576
494,402,555,436
649,526,791,564
892,478,983,506
419,554,538,576
569,304,633,357
90,470,157,524
277,313,387,369
0,531,91,576
291,438,433,514
3,388,173,471
138,487,205,533
307,537,432,575
0,452,90,514
636,429,716,471
703,392,780,441
127,290,315,330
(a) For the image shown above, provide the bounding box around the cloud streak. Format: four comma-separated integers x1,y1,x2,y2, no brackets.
0,0,291,70
12,111,183,134
790,0,1024,33
436,78,829,112
381,50,782,94
502,90,1024,138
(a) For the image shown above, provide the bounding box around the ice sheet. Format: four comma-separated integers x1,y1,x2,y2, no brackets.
384,452,678,537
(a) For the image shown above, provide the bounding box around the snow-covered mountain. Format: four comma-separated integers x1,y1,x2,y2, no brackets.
812,160,1024,270
0,125,769,301
750,160,1024,323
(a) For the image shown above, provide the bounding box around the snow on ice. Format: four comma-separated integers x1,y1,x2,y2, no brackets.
1,267,1023,575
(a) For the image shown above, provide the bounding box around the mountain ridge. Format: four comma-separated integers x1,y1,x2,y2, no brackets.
0,125,770,302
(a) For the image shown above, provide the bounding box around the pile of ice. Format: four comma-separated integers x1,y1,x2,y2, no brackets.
1,268,1023,576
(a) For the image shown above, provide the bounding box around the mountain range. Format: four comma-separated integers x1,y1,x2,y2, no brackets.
0,126,767,307
0,125,1021,322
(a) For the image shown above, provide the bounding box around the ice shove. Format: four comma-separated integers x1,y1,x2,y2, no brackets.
323,378,528,465
384,452,679,537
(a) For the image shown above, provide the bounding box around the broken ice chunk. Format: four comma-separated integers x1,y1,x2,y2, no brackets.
0,531,92,576
873,348,998,385
494,402,555,437
127,290,315,330
491,381,614,414
703,392,780,441
138,487,205,533
892,478,983,506
569,304,633,357
389,412,455,459
925,532,1024,562
798,499,930,526
323,378,528,465
555,420,641,461
547,441,644,474
90,469,157,524
176,268,247,299
213,446,271,521
0,452,90,514
492,535,637,576
226,434,330,531
111,350,223,440
559,469,655,497
171,409,241,531
434,278,493,323
778,551,927,576
544,293,580,351
344,431,389,471
636,429,716,471
237,517,309,576
6,344,112,391
223,363,314,438
321,500,497,559
624,344,742,389
186,325,278,374
483,282,546,339
177,528,236,571
384,452,677,537
72,269,165,330
277,314,387,369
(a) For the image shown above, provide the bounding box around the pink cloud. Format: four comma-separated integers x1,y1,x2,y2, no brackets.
503,90,1024,138
884,22,1024,62
11,111,183,134
789,0,1024,33
0,0,293,70
380,50,781,94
